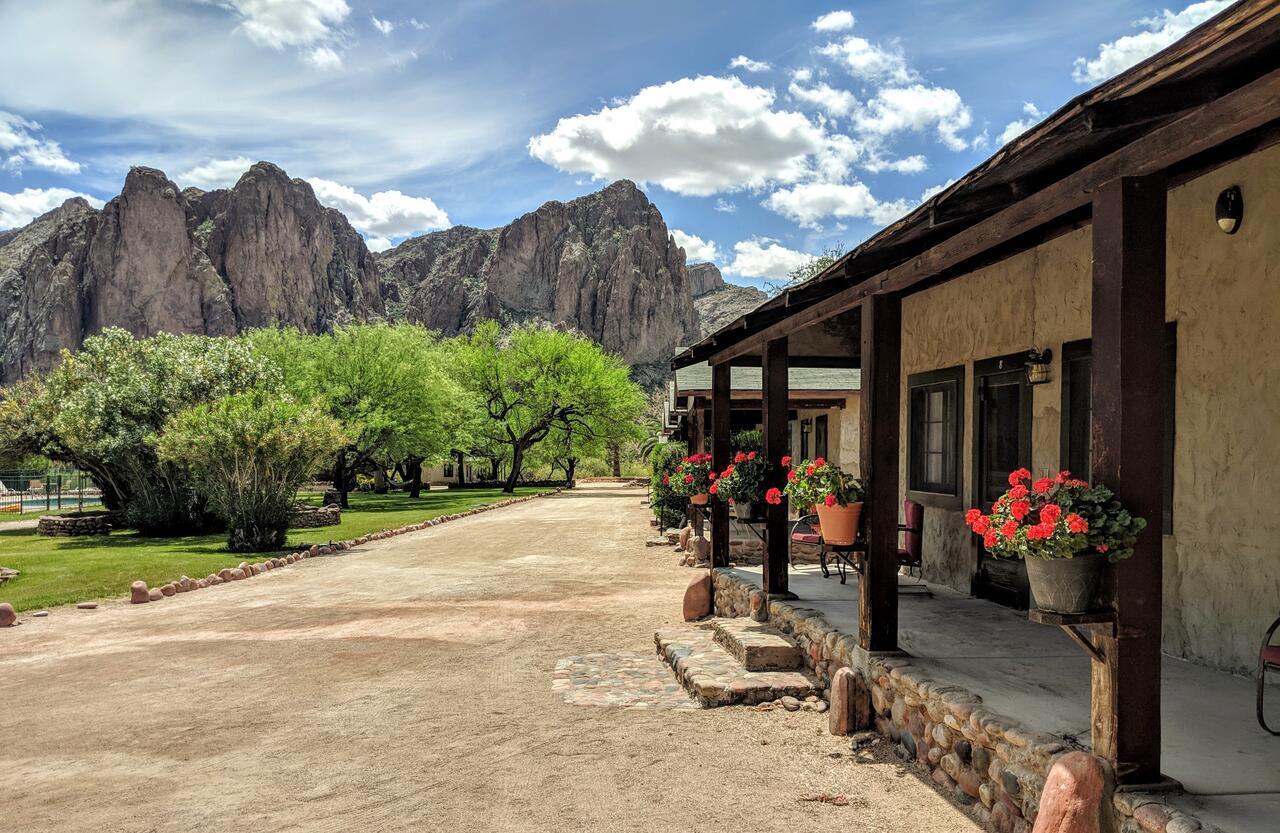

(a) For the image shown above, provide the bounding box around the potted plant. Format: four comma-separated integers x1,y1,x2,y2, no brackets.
715,448,770,521
965,469,1147,614
783,456,865,546
671,452,715,505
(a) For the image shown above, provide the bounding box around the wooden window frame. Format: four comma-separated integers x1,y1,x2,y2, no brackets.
907,365,964,509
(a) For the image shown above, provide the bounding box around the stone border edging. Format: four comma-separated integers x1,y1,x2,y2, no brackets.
711,569,1220,833
0,488,567,621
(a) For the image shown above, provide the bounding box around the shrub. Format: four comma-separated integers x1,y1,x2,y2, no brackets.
158,392,345,552
649,440,687,529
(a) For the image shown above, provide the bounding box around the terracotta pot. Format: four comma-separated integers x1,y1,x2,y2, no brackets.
808,504,823,536
1026,552,1106,614
689,493,710,505
815,502,862,546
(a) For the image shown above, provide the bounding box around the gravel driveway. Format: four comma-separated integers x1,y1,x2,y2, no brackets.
0,483,977,833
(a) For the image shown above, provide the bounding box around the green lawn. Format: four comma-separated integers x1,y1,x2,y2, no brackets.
0,488,549,612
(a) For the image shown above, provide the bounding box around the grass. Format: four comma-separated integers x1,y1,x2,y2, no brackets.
0,487,550,612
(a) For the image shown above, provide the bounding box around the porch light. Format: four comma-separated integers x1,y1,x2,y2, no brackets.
1215,185,1243,234
1025,348,1053,385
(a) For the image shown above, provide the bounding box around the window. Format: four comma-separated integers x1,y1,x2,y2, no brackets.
1060,325,1176,533
908,366,964,497
814,414,829,460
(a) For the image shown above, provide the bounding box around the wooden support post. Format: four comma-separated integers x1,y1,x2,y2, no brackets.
1090,173,1168,786
858,294,901,652
762,337,792,598
689,408,705,539
711,363,732,570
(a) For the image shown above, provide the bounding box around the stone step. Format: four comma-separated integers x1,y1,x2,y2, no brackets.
711,618,802,671
654,626,819,707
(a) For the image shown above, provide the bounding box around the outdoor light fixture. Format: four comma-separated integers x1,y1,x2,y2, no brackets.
1215,185,1243,234
1025,348,1053,385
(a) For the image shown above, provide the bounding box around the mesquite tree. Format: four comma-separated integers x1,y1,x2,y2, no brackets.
451,321,644,493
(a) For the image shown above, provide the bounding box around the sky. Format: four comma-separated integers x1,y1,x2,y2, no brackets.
0,0,1235,289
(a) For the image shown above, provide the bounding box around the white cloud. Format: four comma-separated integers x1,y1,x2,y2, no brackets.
854,84,973,151
304,46,343,70
863,154,928,174
714,198,737,213
725,239,814,280
763,181,910,228
812,10,855,33
0,111,80,174
999,102,1044,145
0,187,104,230
920,179,955,202
788,74,857,117
408,17,428,30
818,35,914,84
306,177,449,251
671,229,719,263
177,156,255,189
220,0,351,50
371,15,394,35
1072,1,1231,84
729,55,771,73
528,75,832,197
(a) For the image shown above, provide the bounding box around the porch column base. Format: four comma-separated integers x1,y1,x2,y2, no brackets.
762,591,799,602
851,645,910,669
1115,774,1183,793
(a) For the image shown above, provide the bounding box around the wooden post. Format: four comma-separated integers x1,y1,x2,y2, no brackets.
762,337,792,598
858,294,901,652
1090,173,1167,786
689,407,705,538
711,363,732,569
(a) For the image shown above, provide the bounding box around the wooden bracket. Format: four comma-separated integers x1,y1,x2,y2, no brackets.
1028,608,1117,663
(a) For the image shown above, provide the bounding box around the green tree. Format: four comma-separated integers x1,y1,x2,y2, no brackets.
249,324,463,505
0,328,278,534
450,321,645,493
158,391,345,552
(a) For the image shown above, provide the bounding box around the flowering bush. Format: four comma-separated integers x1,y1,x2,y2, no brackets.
670,452,715,497
650,441,688,528
715,447,769,504
966,469,1147,561
782,456,864,509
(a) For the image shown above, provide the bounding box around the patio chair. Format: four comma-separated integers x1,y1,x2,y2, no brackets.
1258,614,1280,735
896,499,931,596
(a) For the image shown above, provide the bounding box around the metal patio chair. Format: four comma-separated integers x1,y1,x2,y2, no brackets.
1258,613,1280,735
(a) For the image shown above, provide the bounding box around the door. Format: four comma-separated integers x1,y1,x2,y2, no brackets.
973,361,1032,609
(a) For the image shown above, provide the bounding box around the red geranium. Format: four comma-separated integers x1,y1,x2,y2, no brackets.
780,455,792,467
764,487,783,505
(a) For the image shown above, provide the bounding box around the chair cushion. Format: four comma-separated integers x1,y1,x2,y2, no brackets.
1264,645,1280,666
792,533,822,545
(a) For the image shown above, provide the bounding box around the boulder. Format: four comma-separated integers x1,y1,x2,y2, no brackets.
148,587,164,601
207,573,222,585
1031,752,1109,833
218,568,234,582
160,583,177,597
230,568,246,580
0,602,15,626
131,581,150,604
677,525,692,552
828,667,871,736
682,572,712,621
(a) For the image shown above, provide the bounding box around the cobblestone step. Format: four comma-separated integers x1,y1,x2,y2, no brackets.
654,625,820,707
711,618,802,671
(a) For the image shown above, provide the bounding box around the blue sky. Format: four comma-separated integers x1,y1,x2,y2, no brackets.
0,0,1233,289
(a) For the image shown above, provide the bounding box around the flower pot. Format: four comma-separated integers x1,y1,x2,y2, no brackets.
732,500,760,522
689,493,709,506
815,502,862,546
1025,552,1106,614
808,505,822,536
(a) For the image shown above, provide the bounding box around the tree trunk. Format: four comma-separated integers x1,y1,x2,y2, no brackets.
408,458,423,498
609,443,622,477
489,457,501,481
456,451,466,486
565,457,577,485
334,450,349,509
373,467,388,494
504,446,524,494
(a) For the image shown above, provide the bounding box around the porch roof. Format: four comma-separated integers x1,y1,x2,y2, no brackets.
672,0,1280,369
674,362,859,396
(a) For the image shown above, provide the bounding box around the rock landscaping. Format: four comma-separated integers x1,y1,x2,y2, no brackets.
655,619,821,707
287,503,341,528
36,511,114,537
552,652,700,710
0,567,17,586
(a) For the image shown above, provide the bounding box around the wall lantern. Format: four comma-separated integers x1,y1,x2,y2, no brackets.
1215,185,1243,234
1025,348,1053,386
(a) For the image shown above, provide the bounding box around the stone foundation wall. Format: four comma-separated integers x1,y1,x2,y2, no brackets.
288,504,341,529
37,511,114,536
711,570,1219,833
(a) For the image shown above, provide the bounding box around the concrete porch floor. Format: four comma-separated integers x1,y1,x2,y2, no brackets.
725,564,1280,833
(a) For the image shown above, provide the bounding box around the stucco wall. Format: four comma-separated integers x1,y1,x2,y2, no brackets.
896,142,1280,675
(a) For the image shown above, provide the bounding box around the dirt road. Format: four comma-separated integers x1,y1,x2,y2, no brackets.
0,483,977,833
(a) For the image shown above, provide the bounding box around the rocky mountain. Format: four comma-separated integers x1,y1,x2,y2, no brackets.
688,262,767,337
0,162,383,382
377,179,699,386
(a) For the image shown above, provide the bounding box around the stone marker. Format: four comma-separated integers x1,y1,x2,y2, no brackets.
0,602,16,626
160,583,176,597
206,573,221,585
682,572,713,621
131,581,150,604
677,525,692,552
218,568,234,582
230,568,246,580
148,587,163,601
1031,751,1109,833
828,667,871,736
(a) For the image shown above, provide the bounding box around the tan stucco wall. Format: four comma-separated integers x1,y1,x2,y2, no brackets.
896,141,1280,675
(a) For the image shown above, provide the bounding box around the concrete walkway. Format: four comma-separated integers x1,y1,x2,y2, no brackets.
0,485,976,833
727,564,1280,833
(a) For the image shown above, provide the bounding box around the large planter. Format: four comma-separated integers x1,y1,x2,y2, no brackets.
1025,552,1107,614
815,502,862,546
732,500,761,522
689,493,710,506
